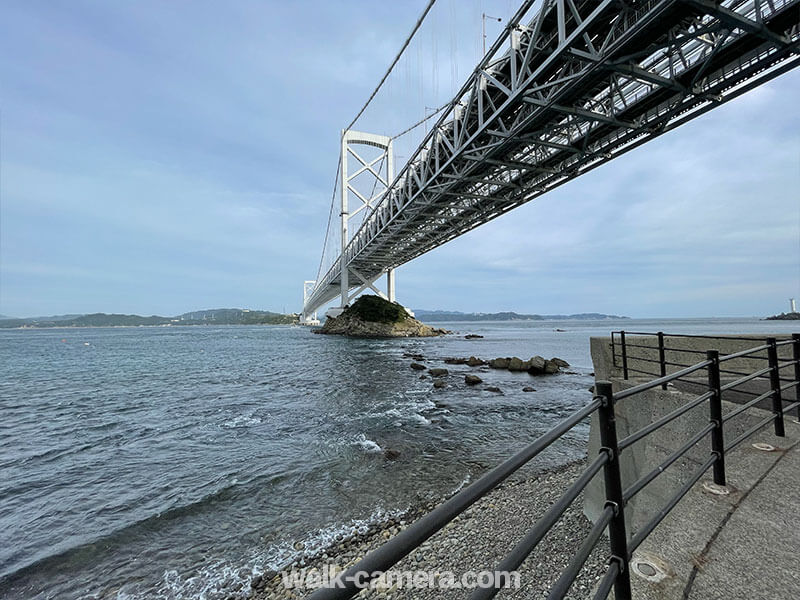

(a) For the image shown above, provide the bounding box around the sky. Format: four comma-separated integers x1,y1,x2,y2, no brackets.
0,0,798,319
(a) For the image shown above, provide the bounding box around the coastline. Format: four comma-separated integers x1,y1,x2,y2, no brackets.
251,457,605,599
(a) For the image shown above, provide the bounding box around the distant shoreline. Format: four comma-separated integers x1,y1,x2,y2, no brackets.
0,322,298,331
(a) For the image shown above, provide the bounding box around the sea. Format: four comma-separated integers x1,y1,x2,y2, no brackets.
1,317,798,599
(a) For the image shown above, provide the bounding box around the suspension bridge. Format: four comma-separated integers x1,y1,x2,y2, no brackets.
301,0,800,324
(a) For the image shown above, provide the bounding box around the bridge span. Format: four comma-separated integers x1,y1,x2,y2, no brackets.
302,0,800,323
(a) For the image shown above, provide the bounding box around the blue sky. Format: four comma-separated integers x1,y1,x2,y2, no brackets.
1,0,798,319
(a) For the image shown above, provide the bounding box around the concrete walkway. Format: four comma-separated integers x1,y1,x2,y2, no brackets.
628,412,800,600
687,423,800,599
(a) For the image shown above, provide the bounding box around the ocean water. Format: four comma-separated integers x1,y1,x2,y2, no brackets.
1,318,797,599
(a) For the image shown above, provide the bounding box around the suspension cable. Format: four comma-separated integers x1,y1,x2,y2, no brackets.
345,0,437,132
315,153,341,283
314,0,438,289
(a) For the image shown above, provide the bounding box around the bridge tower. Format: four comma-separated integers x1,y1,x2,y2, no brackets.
327,129,396,318
300,280,320,325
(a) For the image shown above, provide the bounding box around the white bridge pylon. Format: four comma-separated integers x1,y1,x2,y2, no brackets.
302,129,398,323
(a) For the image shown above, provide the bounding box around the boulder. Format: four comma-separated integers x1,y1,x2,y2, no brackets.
551,357,570,368
488,357,510,369
410,362,426,370
522,386,536,392
528,356,546,374
419,375,427,380
465,334,484,339
383,448,401,460
433,380,447,389
429,368,449,377
544,360,560,374
466,356,485,367
486,386,502,393
444,357,468,365
465,374,482,385
508,357,528,371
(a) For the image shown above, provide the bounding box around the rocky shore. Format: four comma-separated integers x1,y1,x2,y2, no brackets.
251,459,607,599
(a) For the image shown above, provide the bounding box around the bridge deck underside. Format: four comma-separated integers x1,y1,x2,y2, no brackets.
305,0,800,315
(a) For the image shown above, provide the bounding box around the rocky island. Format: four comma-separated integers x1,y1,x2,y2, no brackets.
766,312,800,320
314,295,449,338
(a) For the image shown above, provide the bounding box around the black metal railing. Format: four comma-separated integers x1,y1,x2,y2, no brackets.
307,333,800,600
611,331,800,421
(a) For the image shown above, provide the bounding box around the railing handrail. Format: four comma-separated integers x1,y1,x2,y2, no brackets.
306,333,800,599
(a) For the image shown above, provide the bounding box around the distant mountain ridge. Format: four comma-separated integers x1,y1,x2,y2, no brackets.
412,309,628,322
0,308,297,328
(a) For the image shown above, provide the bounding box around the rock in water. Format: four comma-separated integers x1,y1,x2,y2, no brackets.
466,356,485,367
410,362,426,370
528,356,547,374
428,368,449,377
433,380,447,389
315,295,448,338
508,357,528,371
465,374,482,385
543,360,560,374
488,357,511,369
383,448,401,460
444,357,469,364
551,357,570,368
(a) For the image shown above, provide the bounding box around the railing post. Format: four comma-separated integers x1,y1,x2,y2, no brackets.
706,350,726,486
658,332,667,390
767,338,785,437
596,381,632,600
612,332,617,368
793,334,800,422
620,331,629,380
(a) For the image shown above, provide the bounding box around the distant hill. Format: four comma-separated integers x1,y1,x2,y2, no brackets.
176,308,295,325
413,309,628,322
0,309,297,328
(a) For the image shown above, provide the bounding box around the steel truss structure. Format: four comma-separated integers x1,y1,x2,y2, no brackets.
304,0,800,317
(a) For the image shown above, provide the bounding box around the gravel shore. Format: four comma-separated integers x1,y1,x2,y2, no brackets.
252,458,608,600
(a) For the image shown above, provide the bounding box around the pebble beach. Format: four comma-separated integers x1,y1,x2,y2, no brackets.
253,458,609,600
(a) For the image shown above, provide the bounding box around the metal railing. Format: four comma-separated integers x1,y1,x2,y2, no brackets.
307,333,800,600
611,332,800,421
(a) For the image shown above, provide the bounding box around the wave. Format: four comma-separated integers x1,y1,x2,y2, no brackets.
222,414,262,428
352,433,382,453
0,471,287,585
154,506,406,600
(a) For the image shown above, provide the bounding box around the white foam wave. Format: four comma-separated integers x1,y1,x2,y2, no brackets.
222,415,262,428
411,413,431,426
152,507,406,600
352,433,382,453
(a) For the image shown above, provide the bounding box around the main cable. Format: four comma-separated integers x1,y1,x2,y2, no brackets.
344,0,437,133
